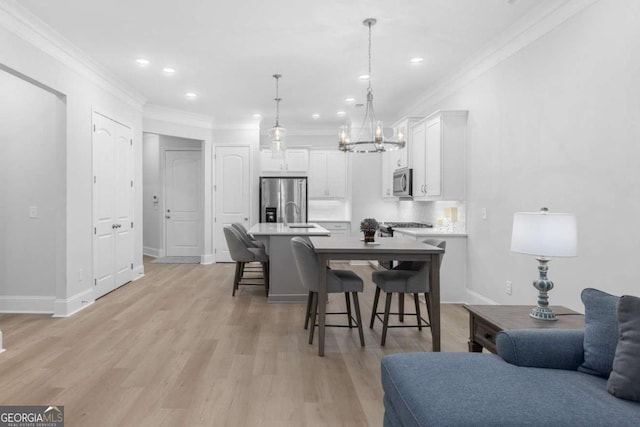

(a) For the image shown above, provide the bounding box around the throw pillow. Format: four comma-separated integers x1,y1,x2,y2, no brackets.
577,288,620,378
607,295,640,402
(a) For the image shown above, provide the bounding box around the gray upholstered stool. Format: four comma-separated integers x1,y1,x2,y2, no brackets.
223,225,269,296
291,237,365,346
370,238,446,345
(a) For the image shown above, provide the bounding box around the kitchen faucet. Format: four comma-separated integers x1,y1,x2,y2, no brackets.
284,201,300,226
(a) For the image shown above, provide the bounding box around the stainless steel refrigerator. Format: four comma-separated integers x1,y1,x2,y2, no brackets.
259,177,308,223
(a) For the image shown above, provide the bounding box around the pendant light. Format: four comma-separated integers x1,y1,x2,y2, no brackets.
338,18,405,153
268,74,287,159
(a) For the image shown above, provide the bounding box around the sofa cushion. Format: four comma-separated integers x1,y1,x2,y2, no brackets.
607,295,640,402
578,288,619,378
381,352,640,427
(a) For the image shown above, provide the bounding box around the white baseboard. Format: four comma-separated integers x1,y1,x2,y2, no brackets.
143,246,162,257
0,295,55,313
201,253,214,265
133,264,145,280
0,330,4,354
53,288,94,317
465,289,499,305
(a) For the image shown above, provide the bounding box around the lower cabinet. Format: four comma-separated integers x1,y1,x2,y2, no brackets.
393,231,467,303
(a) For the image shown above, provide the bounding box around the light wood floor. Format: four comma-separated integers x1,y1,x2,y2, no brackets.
0,259,470,426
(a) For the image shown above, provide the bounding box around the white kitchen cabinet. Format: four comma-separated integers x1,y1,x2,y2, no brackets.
308,151,347,199
410,111,467,201
392,230,468,303
381,117,422,200
260,149,309,174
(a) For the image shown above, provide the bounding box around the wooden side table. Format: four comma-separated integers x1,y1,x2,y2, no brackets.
464,305,585,354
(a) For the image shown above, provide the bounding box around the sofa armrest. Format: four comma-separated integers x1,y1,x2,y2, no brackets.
496,329,584,370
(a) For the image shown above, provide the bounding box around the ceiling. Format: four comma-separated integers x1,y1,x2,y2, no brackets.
19,0,552,130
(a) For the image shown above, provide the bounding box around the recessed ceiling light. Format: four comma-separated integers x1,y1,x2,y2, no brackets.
344,97,356,103
359,74,370,80
135,58,150,66
337,111,346,117
163,67,176,75
253,113,262,119
185,92,197,99
312,114,320,120
410,57,424,64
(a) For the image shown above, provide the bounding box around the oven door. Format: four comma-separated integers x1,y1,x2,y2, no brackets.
393,168,412,197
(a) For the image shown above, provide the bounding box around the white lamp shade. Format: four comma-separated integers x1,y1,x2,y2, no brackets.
511,211,577,257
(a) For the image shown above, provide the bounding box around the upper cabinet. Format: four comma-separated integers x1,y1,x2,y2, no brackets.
382,117,422,200
260,149,309,174
308,151,348,199
410,111,468,201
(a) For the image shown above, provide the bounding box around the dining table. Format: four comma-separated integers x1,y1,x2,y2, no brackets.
308,235,445,356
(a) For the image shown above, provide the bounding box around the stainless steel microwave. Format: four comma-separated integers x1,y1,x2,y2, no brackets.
393,168,413,197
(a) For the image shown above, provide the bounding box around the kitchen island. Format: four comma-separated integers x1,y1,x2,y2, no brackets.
248,223,330,303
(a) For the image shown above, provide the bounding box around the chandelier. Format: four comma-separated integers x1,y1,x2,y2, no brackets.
268,74,287,159
338,18,405,153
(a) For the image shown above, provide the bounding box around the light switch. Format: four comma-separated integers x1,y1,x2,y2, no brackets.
29,206,38,218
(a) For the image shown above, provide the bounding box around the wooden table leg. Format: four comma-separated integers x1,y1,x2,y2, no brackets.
428,253,442,352
317,253,328,356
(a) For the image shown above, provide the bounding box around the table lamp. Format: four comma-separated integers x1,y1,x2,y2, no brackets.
510,207,577,320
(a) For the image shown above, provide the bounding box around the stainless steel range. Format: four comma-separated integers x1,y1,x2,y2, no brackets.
378,222,433,237
378,222,433,269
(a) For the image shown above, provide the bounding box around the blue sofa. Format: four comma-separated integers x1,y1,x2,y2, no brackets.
381,329,640,426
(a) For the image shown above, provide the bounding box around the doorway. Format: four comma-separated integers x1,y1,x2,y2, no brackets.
142,134,203,259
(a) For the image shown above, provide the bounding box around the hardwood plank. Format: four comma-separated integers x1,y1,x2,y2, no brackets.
0,260,469,426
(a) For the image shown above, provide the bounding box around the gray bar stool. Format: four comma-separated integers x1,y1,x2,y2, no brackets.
290,236,365,346
370,238,446,345
223,225,269,297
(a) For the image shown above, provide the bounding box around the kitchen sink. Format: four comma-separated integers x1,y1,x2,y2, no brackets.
287,223,316,228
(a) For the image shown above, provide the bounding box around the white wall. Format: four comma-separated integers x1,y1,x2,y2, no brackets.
0,5,144,315
0,68,65,311
408,0,640,310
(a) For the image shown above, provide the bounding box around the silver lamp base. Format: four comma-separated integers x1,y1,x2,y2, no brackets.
530,257,558,321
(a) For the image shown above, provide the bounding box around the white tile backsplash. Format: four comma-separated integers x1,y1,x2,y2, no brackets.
397,200,466,232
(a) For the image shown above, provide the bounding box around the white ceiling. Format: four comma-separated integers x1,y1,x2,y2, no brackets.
19,0,553,130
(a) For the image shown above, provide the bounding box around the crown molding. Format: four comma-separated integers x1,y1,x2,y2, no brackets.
0,0,146,110
144,104,214,130
400,0,600,117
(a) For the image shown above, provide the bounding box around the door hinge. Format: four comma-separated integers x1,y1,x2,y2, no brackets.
94,176,96,184
93,124,96,132
131,180,133,187
94,278,97,286
214,217,216,223
214,249,217,254
130,139,133,146
94,227,97,235
131,263,133,270
214,185,217,191
131,221,134,229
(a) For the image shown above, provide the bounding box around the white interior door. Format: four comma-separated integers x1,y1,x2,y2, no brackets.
165,150,202,257
215,146,250,262
94,114,116,297
93,112,133,299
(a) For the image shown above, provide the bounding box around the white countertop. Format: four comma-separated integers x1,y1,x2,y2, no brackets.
308,219,351,223
248,222,331,236
393,227,468,237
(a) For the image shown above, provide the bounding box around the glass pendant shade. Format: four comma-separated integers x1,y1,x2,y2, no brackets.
269,125,287,159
